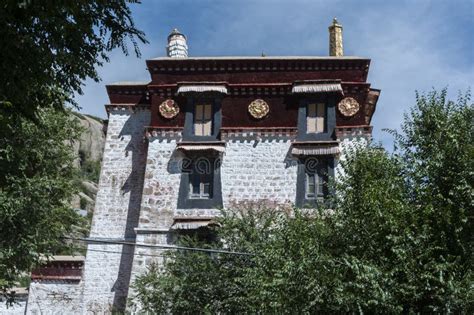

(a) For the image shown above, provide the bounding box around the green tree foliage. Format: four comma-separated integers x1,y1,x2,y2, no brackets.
384,89,474,311
133,90,473,313
0,1,146,298
0,0,147,118
0,108,82,293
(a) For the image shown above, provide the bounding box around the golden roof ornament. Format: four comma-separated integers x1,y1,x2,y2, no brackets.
338,97,360,117
248,99,269,119
159,99,179,119
329,17,343,57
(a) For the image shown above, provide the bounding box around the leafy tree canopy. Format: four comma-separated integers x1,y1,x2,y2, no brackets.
0,0,147,119
133,89,473,313
0,108,83,294
0,0,147,299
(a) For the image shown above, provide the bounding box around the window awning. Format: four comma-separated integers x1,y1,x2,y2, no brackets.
177,85,228,94
291,145,340,156
177,143,226,152
292,80,343,94
170,219,216,230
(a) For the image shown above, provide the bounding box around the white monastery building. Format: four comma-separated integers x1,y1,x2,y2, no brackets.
24,19,380,313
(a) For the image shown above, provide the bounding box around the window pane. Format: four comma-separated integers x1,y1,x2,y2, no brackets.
194,104,203,136
317,174,325,196
316,103,325,133
307,103,317,133
202,182,211,197
317,160,328,197
306,172,316,199
189,165,213,199
194,104,212,136
203,104,212,120
190,175,200,197
195,104,204,120
202,120,212,136
202,104,212,136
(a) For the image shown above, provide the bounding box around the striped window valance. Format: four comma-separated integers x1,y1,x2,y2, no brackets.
170,220,216,230
292,80,343,94
291,145,340,156
177,85,228,94
177,144,226,152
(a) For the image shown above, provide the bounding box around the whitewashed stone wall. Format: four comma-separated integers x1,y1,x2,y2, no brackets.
128,135,299,298
0,303,26,315
134,135,298,233
221,139,297,205
135,136,183,231
24,108,370,314
0,296,27,315
335,136,369,182
26,281,82,314
80,108,150,313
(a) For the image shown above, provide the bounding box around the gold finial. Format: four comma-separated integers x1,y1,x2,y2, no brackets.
329,18,343,56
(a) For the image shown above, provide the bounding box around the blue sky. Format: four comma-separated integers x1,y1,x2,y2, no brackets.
76,0,473,148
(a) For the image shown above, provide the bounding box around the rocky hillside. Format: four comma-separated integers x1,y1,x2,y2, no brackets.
70,112,106,216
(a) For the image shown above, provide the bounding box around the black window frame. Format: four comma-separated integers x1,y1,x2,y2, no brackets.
177,153,223,209
193,103,213,137
297,95,337,141
183,96,222,142
189,171,213,199
295,156,335,208
306,102,327,134
305,171,326,199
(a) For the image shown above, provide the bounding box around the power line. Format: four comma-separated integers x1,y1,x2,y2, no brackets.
86,248,166,258
62,236,253,256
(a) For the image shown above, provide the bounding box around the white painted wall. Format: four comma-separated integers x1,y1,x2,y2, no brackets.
26,106,368,313
80,108,150,313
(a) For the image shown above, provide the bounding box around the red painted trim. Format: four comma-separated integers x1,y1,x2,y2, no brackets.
336,125,372,128
220,127,296,130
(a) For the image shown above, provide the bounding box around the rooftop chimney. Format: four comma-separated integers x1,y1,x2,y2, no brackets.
166,28,188,58
328,18,343,57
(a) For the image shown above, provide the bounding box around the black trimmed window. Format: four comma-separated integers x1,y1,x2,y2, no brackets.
183,97,222,141
189,171,212,199
177,154,223,209
297,96,336,141
305,167,327,199
296,157,333,208
194,103,213,136
306,103,326,134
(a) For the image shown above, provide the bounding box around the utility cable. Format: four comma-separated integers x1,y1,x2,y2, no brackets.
62,236,253,256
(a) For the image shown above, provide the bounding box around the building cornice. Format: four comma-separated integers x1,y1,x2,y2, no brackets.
146,57,370,79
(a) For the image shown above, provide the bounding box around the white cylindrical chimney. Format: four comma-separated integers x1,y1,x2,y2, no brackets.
328,18,343,57
166,28,188,58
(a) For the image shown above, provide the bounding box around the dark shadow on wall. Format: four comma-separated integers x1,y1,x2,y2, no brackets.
110,111,149,312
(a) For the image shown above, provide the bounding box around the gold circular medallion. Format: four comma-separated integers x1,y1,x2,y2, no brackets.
248,99,269,119
338,97,360,117
159,99,179,119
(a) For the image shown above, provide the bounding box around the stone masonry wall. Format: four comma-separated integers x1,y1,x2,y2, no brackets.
127,135,299,306
26,281,82,314
221,138,297,205
335,136,368,181
80,108,150,314
24,121,366,313
135,134,298,231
